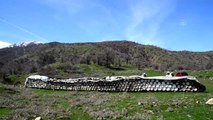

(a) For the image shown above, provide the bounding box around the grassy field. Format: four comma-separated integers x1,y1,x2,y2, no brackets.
0,69,213,120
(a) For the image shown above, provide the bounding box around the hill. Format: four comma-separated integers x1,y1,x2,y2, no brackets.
0,41,213,120
0,40,213,79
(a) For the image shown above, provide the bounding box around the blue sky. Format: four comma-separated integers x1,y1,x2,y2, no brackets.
0,0,213,51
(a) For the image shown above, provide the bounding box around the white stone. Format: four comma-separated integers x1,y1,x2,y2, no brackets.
206,98,213,105
35,117,42,120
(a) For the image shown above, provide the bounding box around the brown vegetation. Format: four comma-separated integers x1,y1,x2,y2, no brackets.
0,41,213,79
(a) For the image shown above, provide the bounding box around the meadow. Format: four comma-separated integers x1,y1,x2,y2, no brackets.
0,69,213,120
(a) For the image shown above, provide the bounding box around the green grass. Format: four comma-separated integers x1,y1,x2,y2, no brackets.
78,64,108,76
0,69,213,119
0,108,13,118
0,86,5,93
32,89,69,95
77,64,164,77
143,69,163,76
107,89,213,119
69,108,93,120
4,74,28,85
187,70,213,78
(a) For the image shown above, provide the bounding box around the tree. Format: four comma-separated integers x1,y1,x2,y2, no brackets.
38,53,56,66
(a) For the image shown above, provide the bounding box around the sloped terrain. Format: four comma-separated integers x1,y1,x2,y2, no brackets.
0,41,213,79
0,40,212,119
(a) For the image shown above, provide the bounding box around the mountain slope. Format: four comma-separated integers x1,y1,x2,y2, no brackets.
0,40,213,78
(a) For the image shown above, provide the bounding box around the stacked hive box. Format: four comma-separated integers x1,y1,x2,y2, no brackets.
25,76,206,92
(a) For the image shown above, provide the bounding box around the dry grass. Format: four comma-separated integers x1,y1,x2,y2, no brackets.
0,77,213,120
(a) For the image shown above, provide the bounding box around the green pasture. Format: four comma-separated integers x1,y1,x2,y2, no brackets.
0,69,212,119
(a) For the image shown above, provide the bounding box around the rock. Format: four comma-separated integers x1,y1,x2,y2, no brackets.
165,107,174,112
35,117,42,120
121,108,128,116
206,98,213,105
147,110,154,115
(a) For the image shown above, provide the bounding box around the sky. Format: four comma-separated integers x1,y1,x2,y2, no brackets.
0,0,213,51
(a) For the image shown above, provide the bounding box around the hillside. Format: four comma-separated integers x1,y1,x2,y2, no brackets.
0,40,213,79
0,41,213,120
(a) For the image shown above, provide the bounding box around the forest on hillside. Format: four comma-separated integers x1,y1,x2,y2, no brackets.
0,41,213,79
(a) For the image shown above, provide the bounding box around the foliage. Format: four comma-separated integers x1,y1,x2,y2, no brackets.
2,74,28,85
1,41,213,78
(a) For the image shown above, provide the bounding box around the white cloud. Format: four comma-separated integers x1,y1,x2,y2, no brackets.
36,0,119,39
36,0,177,47
0,41,12,49
125,0,177,46
179,19,187,26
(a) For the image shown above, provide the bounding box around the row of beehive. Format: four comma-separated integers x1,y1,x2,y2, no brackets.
26,78,198,92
